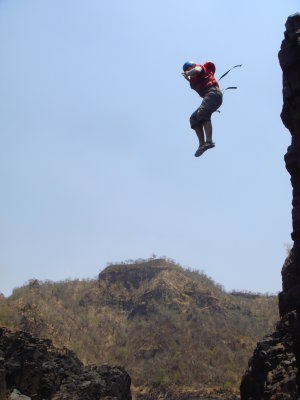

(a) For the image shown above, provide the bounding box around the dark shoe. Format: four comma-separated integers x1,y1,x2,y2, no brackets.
194,144,206,157
204,141,215,149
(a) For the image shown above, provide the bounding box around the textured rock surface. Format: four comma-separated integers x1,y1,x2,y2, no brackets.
135,387,240,400
0,327,131,400
279,12,300,318
240,312,300,399
240,13,300,400
10,389,31,399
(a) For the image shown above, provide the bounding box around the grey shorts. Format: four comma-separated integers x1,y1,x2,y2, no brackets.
190,86,223,129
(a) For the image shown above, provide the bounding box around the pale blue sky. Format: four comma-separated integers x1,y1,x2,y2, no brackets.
0,1,298,297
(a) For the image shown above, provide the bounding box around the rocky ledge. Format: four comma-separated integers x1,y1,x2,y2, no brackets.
0,327,131,400
241,13,300,400
240,312,299,399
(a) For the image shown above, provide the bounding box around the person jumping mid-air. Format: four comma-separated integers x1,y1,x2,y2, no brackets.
182,60,223,157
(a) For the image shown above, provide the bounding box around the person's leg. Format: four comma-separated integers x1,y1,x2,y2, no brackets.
203,120,213,143
193,124,208,157
197,88,223,146
195,124,205,146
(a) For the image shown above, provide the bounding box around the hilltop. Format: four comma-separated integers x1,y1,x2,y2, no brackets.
0,258,278,398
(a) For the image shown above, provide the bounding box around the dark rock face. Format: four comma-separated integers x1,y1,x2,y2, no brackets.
279,13,300,318
240,13,300,399
99,259,173,290
0,327,131,400
240,312,299,399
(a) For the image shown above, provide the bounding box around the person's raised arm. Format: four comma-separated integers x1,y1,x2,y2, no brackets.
185,65,202,77
181,72,190,81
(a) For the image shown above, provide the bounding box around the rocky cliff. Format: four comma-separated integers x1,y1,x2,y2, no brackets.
240,13,300,400
0,327,131,400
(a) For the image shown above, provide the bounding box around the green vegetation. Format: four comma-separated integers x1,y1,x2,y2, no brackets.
0,257,278,394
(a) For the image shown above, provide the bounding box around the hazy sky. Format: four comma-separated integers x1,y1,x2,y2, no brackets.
0,0,298,297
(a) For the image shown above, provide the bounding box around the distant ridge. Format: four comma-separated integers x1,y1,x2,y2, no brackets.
0,257,278,398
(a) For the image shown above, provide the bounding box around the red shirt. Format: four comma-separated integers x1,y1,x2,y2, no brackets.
189,62,219,97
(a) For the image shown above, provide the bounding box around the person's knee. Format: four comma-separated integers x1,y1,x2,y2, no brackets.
190,121,203,130
190,115,197,128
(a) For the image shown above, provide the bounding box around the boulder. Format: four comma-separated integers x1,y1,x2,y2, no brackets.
0,327,131,400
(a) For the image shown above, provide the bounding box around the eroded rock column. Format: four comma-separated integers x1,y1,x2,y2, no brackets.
240,13,300,400
279,13,300,318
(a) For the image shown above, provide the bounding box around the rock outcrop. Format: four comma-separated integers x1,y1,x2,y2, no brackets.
0,327,131,400
240,13,300,399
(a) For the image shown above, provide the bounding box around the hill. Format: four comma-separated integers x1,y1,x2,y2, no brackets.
0,258,278,397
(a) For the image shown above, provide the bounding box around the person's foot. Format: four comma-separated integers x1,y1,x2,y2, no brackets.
194,144,206,157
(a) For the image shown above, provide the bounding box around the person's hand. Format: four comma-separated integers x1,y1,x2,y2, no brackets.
181,72,189,81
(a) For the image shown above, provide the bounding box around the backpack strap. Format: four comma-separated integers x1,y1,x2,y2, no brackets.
223,86,238,92
218,64,242,81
